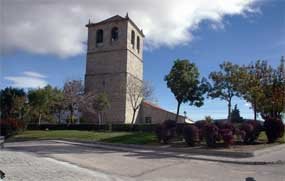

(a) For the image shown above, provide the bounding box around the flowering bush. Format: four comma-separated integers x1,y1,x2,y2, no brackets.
219,128,234,147
155,120,176,144
204,123,220,148
183,125,199,146
215,122,235,147
194,120,209,142
239,121,262,144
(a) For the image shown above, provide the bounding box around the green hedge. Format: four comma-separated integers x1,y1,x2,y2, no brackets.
27,123,189,133
27,124,156,132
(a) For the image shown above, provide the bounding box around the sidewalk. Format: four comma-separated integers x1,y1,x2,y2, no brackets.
51,140,285,165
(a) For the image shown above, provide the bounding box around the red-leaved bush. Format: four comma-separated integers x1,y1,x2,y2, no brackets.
219,128,234,147
239,121,263,144
155,120,177,144
0,118,24,137
183,124,199,146
215,122,235,147
194,120,209,142
264,117,284,143
204,123,220,148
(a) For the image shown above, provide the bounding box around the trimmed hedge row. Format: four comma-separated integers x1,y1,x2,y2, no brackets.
27,123,188,133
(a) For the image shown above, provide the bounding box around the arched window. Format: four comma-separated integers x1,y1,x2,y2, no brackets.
96,29,103,43
137,36,140,52
131,30,135,48
111,27,119,41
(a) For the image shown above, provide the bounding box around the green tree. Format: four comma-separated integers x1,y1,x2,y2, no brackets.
28,87,50,125
83,92,110,124
259,57,285,118
208,61,240,120
0,87,26,119
92,93,110,125
205,115,213,123
236,62,266,121
165,59,208,122
236,57,285,120
49,87,64,124
28,85,56,125
28,85,67,124
230,104,244,123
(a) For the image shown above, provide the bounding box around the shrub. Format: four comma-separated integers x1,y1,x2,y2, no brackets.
215,121,235,131
214,121,235,147
219,128,234,147
155,120,176,144
264,117,284,143
239,121,262,144
195,120,209,129
175,123,186,137
0,118,24,137
238,123,252,143
204,123,219,148
183,124,199,146
194,120,209,141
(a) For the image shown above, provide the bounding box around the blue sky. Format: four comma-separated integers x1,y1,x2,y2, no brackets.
1,0,284,121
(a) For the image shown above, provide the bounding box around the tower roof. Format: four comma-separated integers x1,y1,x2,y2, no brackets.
86,14,144,37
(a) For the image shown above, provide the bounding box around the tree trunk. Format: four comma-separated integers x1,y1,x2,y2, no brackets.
70,109,74,125
253,102,257,122
175,101,181,122
227,100,232,121
130,108,137,131
38,113,42,126
98,112,101,125
19,109,23,120
101,112,104,124
58,110,61,124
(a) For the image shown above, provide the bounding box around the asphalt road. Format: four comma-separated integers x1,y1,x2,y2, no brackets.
1,140,285,181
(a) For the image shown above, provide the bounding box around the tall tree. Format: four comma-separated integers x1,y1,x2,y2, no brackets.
0,87,26,119
208,61,240,120
126,76,154,127
49,87,64,124
259,57,285,118
28,85,66,124
28,86,51,124
83,92,110,124
63,80,84,124
165,59,208,122
236,62,265,121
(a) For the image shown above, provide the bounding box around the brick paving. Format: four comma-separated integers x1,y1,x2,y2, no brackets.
1,140,285,181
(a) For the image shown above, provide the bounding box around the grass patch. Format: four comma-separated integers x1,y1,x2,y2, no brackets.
7,130,157,145
8,130,284,146
258,131,285,144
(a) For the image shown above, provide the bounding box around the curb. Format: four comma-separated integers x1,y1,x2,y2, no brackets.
50,139,285,165
53,138,255,158
253,143,285,156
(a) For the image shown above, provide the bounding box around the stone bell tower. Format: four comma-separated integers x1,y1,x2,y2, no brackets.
85,14,144,124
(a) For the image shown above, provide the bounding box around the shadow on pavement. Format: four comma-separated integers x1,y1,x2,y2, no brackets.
245,177,256,181
4,141,117,155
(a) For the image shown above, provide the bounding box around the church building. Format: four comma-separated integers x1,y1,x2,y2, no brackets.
84,14,190,124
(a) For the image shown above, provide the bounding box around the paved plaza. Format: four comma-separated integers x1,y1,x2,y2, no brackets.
1,140,285,181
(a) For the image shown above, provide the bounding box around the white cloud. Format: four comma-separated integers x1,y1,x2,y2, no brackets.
1,0,259,58
23,71,47,78
4,72,48,88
